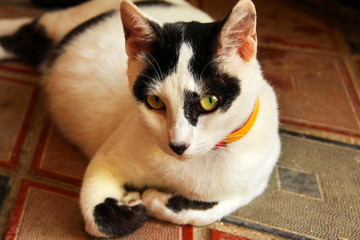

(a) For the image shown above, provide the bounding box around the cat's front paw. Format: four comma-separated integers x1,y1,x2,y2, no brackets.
91,196,147,238
142,189,179,222
142,189,219,226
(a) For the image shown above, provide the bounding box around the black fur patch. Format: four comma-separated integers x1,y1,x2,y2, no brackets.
32,0,88,8
133,22,181,102
183,90,200,126
46,10,117,67
135,0,173,7
184,21,241,113
132,20,240,124
166,195,218,213
0,19,53,69
94,198,147,237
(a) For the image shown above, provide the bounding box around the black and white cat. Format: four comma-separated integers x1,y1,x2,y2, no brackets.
0,0,280,238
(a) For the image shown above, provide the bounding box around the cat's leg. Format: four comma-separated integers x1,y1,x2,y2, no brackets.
142,189,248,226
80,155,147,238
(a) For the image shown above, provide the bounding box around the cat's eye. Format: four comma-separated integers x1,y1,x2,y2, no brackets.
146,95,166,110
199,95,219,112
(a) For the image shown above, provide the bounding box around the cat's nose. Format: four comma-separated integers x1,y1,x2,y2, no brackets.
169,143,189,155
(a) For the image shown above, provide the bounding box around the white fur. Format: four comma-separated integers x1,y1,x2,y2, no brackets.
0,44,14,59
0,0,280,237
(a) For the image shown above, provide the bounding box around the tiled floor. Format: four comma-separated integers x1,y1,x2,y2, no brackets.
0,0,359,239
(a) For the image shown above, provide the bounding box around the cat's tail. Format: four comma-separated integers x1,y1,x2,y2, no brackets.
0,0,122,69
0,17,54,69
0,17,33,59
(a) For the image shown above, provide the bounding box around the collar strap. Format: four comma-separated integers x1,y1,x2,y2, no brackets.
216,97,259,148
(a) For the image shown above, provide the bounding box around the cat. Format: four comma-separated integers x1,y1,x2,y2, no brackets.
0,0,281,238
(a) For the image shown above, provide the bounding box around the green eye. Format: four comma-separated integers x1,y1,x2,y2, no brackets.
146,95,165,110
199,95,219,112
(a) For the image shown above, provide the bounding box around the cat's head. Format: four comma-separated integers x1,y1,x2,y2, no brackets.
120,0,260,159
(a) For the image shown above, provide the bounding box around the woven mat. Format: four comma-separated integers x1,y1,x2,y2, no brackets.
226,132,360,239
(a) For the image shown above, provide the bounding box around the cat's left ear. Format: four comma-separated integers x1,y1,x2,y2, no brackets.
218,0,257,62
120,0,159,59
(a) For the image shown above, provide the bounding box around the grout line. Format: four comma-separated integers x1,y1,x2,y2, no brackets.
280,129,360,150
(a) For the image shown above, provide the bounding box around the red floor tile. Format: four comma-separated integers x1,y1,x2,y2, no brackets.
33,122,88,186
0,62,38,76
0,77,38,168
5,180,193,240
210,229,251,240
259,47,360,137
5,180,81,240
255,0,338,51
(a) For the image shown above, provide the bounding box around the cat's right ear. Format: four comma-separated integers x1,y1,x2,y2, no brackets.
217,0,257,62
120,1,159,59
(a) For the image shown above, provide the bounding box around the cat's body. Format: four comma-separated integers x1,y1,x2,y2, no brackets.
0,0,280,238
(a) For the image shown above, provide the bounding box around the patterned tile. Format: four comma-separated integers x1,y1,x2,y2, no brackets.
226,133,360,239
33,123,88,186
210,222,288,240
124,220,192,240
210,229,251,240
0,62,39,84
278,167,321,199
5,180,194,240
255,0,338,51
0,77,38,168
259,47,360,138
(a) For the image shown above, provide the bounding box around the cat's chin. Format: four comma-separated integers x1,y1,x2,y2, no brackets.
163,150,194,161
174,154,195,161
160,146,208,161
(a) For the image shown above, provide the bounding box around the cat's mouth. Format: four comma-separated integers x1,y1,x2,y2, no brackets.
157,143,195,160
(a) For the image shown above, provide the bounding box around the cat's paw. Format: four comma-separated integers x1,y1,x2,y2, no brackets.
91,194,147,238
142,189,181,223
142,189,219,226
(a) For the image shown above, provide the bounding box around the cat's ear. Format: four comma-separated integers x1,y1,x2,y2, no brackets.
120,0,159,59
218,0,257,62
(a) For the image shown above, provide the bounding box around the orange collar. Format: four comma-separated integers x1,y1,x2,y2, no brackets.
216,98,259,148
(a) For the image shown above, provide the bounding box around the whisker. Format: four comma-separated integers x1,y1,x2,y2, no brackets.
143,54,164,81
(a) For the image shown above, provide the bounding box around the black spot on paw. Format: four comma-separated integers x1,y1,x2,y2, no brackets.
94,198,147,237
166,195,218,213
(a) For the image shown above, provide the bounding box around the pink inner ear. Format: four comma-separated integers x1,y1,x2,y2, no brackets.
238,33,257,62
120,1,157,58
219,1,257,61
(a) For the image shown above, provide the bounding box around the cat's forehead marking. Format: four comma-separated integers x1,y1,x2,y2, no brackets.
183,21,241,113
133,21,221,102
133,20,240,117
132,22,184,103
